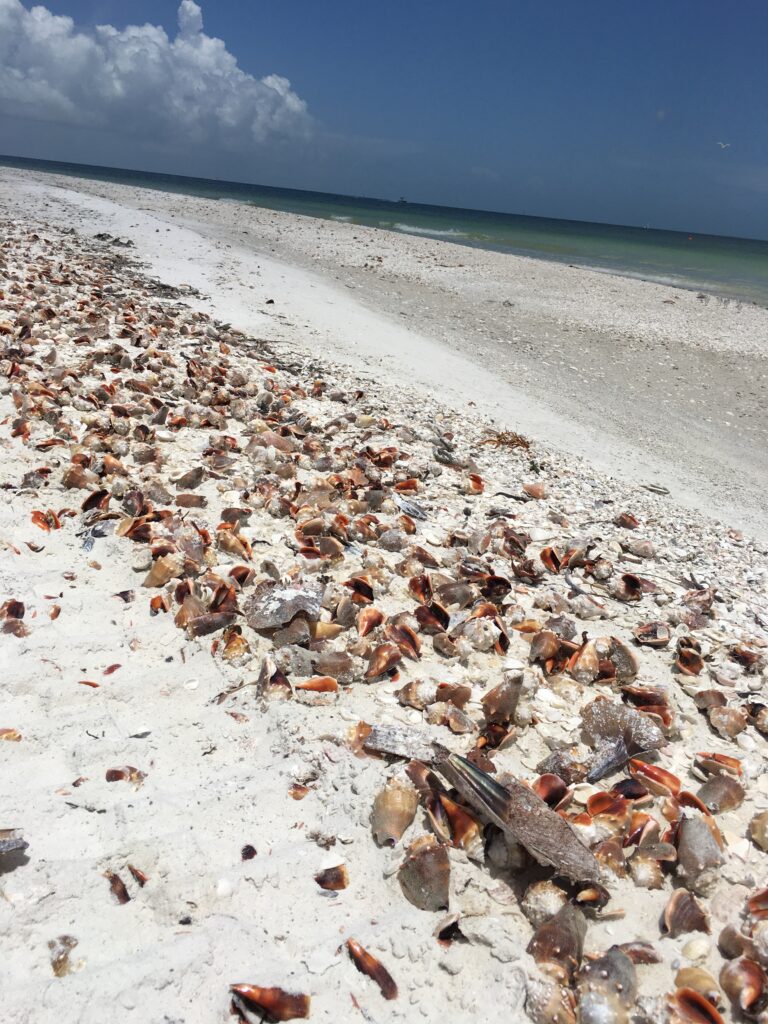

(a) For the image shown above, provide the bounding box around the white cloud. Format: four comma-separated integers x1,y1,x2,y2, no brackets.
0,0,310,149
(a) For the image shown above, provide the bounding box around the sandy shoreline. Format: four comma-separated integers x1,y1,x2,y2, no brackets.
1,166,767,541
1,170,768,1024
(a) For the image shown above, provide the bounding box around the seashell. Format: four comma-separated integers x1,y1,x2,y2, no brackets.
408,574,433,605
569,640,600,684
593,837,628,877
748,887,768,921
628,759,681,798
365,643,402,679
694,751,742,778
696,774,744,814
533,774,570,809
384,622,422,660
230,985,311,1020
438,794,484,861
607,638,640,681
48,934,81,978
357,606,384,636
521,880,569,929
662,890,709,938
527,904,586,983
615,512,639,529
397,834,450,912
370,777,419,846
612,573,643,602
676,816,724,895
749,810,768,853
719,957,768,1018
674,968,721,1008
524,482,548,500
633,620,671,647
245,578,324,631
617,941,661,964
676,646,705,676
433,633,458,658
629,848,665,889
105,765,146,787
435,751,600,882
481,677,521,724
529,629,562,664
143,554,182,588
396,679,438,710
708,706,747,739
346,939,398,1000
525,973,578,1024
314,864,348,891
577,946,637,1024
668,988,724,1024
294,676,338,693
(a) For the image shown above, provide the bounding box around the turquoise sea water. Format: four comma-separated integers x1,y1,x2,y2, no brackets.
3,153,767,306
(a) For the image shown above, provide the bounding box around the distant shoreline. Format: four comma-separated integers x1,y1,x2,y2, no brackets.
2,153,766,307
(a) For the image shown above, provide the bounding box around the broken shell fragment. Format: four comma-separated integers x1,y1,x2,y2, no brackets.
346,939,398,1000
230,985,311,1021
314,864,348,891
397,834,450,912
370,777,419,846
633,621,671,647
749,810,768,852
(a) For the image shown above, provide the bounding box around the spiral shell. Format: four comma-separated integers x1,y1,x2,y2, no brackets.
370,776,419,847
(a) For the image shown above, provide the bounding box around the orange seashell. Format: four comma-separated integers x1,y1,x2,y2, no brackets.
385,622,422,661
295,676,338,693
720,957,768,1017
628,759,681,798
662,890,710,938
394,478,419,493
343,575,374,605
540,547,561,573
357,606,384,636
523,482,548,500
346,939,398,1000
230,985,311,1021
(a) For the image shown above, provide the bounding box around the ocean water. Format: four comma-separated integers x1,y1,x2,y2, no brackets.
3,153,767,306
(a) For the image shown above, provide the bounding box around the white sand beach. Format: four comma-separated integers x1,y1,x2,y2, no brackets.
1,168,768,1024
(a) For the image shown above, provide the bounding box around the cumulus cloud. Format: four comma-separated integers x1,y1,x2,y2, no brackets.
0,0,310,149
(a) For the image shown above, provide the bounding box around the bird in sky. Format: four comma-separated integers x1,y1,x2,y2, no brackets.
717,141,731,149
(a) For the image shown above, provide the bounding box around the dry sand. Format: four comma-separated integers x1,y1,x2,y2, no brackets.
1,168,768,1024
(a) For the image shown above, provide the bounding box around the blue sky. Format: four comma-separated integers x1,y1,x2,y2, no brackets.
1,0,766,237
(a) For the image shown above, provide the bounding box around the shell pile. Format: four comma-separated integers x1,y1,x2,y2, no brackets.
2,217,768,1023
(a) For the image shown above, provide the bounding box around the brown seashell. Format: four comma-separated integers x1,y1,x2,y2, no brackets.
676,647,705,676
676,816,724,894
528,904,586,983
385,622,422,660
533,774,569,809
593,837,628,877
438,795,484,860
414,602,450,634
408,574,433,605
398,834,450,912
748,887,768,920
662,890,709,938
346,939,398,1000
342,575,374,604
633,620,671,647
481,677,521,724
608,638,640,681
749,810,768,852
230,984,311,1020
668,988,725,1024
396,679,438,710
720,957,768,1018
569,640,600,684
675,968,721,1008
628,759,680,798
143,554,182,588
370,777,419,846
613,573,643,602
529,629,562,664
309,621,344,641
577,946,637,1024
314,864,348,890
615,512,639,529
0,728,22,742
696,774,745,814
105,871,131,904
365,642,402,679
105,765,145,787
523,482,548,500
694,751,742,778
540,547,562,573
357,606,384,636
708,706,747,739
